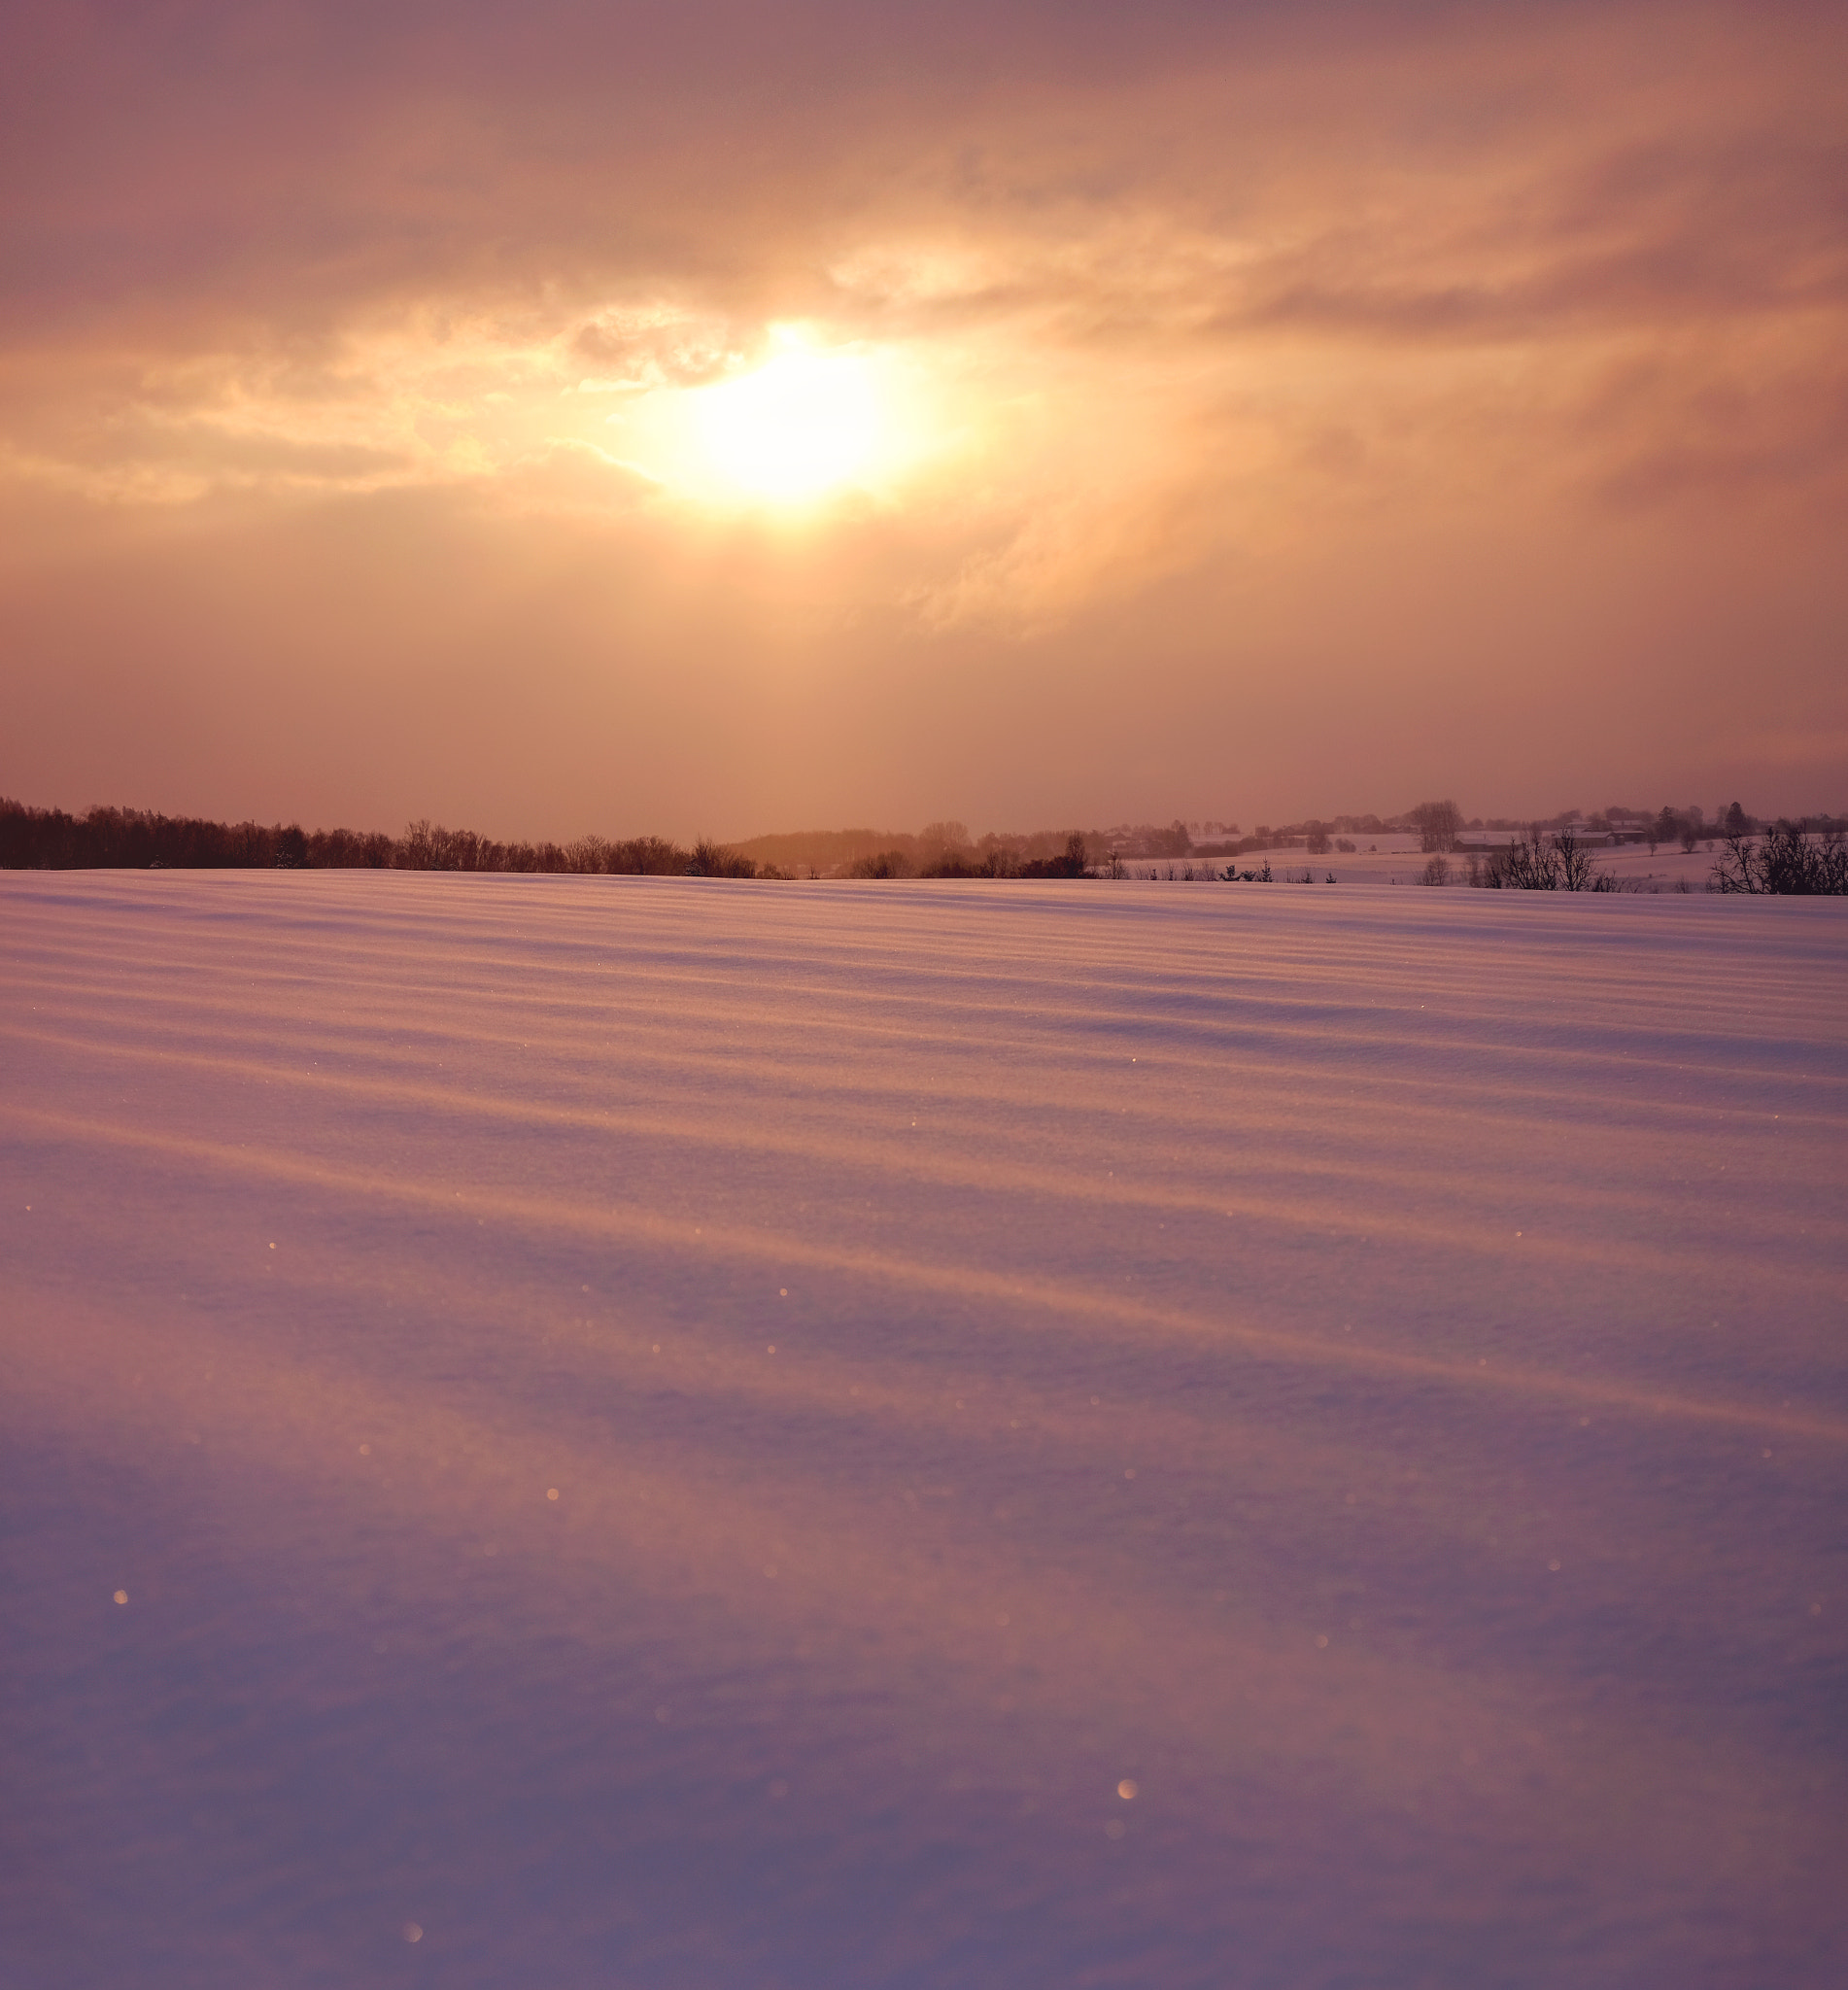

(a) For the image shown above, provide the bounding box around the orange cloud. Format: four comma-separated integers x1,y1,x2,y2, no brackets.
2,2,1844,830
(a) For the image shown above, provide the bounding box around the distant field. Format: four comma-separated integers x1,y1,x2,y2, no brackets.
1150,831,1730,889
4,875,1844,1988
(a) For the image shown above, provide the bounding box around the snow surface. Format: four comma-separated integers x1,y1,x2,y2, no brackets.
3,872,1844,1989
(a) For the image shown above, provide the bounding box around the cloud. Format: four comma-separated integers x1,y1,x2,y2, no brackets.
570,310,741,389
497,439,661,512
2,0,1844,823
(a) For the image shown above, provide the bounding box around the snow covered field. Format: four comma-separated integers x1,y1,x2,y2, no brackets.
3,873,1843,1988
1148,833,1730,890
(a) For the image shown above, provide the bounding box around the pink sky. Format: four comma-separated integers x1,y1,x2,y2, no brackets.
3,1,1844,839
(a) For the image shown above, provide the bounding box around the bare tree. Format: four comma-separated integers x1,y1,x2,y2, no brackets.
1554,829,1598,891
1482,825,1610,890
1411,800,1463,852
688,838,759,877
1712,821,1848,894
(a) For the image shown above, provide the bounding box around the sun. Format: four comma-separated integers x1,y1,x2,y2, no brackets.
600,326,924,508
693,342,881,503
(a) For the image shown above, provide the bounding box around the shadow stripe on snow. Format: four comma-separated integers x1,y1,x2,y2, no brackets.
8,1103,1842,1448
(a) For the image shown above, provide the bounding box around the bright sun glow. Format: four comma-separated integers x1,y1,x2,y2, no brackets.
693,345,881,502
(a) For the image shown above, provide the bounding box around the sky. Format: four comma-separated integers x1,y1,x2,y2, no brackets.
3,0,1844,841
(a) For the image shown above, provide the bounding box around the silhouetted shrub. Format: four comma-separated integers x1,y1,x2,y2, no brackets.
1018,832,1091,878
1711,822,1848,894
917,847,986,877
688,838,757,878
920,846,1027,877
607,837,687,875
1480,827,1610,890
848,849,912,878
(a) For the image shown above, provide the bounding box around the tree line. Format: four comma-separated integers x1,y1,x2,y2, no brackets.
7,796,1841,892
0,801,764,877
848,831,1091,879
0,801,1111,881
